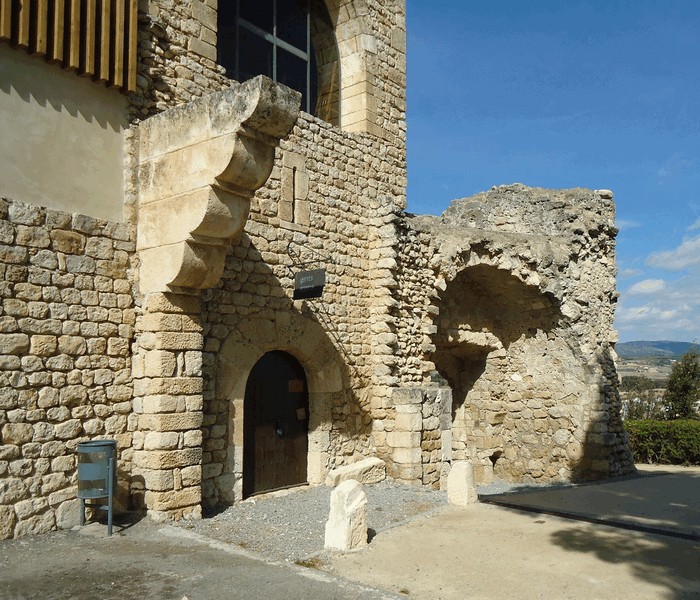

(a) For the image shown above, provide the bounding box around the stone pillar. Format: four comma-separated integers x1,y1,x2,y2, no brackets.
131,292,204,520
129,77,300,519
386,388,423,483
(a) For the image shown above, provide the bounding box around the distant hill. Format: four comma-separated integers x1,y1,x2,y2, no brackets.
616,341,696,359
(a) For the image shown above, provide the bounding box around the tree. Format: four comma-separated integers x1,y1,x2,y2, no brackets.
620,376,664,420
662,348,700,419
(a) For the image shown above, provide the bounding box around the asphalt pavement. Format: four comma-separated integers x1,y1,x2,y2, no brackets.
1,464,698,600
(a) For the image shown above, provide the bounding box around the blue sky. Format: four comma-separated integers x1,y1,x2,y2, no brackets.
406,1,700,343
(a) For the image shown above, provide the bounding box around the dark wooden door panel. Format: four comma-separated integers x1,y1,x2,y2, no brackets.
243,351,309,497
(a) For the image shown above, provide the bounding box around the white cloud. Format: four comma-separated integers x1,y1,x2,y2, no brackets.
618,268,642,279
690,217,700,232
628,279,666,294
615,219,641,230
656,153,697,180
615,267,700,342
646,234,700,271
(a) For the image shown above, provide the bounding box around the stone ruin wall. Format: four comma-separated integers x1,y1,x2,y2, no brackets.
383,185,634,488
0,200,137,540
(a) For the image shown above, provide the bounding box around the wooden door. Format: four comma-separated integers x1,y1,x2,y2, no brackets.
243,351,309,497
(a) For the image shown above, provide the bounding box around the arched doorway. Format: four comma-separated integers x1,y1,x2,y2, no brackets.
243,351,310,497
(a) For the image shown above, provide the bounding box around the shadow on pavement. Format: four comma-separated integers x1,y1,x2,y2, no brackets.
550,524,700,600
480,466,700,541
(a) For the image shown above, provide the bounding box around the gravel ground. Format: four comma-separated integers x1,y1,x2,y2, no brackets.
176,475,606,564
178,480,448,563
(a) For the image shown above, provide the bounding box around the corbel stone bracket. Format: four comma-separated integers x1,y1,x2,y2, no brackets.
134,76,300,294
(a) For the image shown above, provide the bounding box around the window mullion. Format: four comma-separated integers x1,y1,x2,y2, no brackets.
272,0,277,82
306,0,311,113
235,0,240,81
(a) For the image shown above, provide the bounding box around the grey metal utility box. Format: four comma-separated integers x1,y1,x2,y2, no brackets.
77,440,117,535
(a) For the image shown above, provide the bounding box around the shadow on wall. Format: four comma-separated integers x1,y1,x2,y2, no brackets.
199,236,371,509
0,45,128,132
569,346,634,481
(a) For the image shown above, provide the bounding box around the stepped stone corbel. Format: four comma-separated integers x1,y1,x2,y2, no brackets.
134,76,300,294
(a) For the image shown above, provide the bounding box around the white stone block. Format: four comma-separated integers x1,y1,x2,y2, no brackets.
324,480,367,551
447,461,478,506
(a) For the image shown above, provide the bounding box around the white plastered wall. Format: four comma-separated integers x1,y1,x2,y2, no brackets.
0,45,128,222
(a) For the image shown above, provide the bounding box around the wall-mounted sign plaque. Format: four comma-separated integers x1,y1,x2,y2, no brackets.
293,268,326,299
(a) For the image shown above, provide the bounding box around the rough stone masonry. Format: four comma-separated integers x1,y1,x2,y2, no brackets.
0,0,634,539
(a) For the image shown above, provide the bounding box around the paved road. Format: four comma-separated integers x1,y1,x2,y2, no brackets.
0,521,402,600
2,465,699,600
327,465,700,600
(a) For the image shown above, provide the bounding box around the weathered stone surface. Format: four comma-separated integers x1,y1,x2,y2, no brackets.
447,461,478,506
0,505,17,539
55,498,82,529
325,457,386,487
2,423,34,444
0,333,29,354
324,480,368,551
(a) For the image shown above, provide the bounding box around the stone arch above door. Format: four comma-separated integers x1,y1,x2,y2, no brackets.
213,310,346,503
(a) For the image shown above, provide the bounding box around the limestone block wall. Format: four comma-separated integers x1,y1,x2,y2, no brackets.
0,199,136,540
130,292,205,520
388,185,634,486
200,109,406,507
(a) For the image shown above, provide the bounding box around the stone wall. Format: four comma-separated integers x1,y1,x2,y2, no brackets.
131,0,407,141
387,185,634,486
0,199,136,540
0,0,636,540
201,108,406,507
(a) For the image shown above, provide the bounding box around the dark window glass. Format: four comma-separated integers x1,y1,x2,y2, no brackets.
218,1,237,74
277,0,308,49
238,30,273,82
218,0,333,116
239,0,273,31
277,48,308,108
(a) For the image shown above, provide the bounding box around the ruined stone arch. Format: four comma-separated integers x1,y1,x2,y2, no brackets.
213,310,346,503
428,255,601,483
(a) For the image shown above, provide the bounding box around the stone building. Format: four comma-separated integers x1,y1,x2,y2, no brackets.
0,0,633,539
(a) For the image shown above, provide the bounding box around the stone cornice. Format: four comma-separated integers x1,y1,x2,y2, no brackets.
134,76,300,294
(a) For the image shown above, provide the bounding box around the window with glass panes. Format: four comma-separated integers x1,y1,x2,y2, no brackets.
218,0,318,115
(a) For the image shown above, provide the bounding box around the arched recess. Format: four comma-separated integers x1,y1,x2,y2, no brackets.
215,0,398,136
214,310,347,504
217,0,341,125
431,261,589,483
321,0,382,134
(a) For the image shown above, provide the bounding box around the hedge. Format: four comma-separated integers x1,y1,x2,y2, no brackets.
625,420,700,465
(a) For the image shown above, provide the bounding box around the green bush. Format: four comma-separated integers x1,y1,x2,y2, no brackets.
626,420,700,465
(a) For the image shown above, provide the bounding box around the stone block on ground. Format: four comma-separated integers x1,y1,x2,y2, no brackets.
447,460,478,506
324,479,368,551
324,457,386,487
